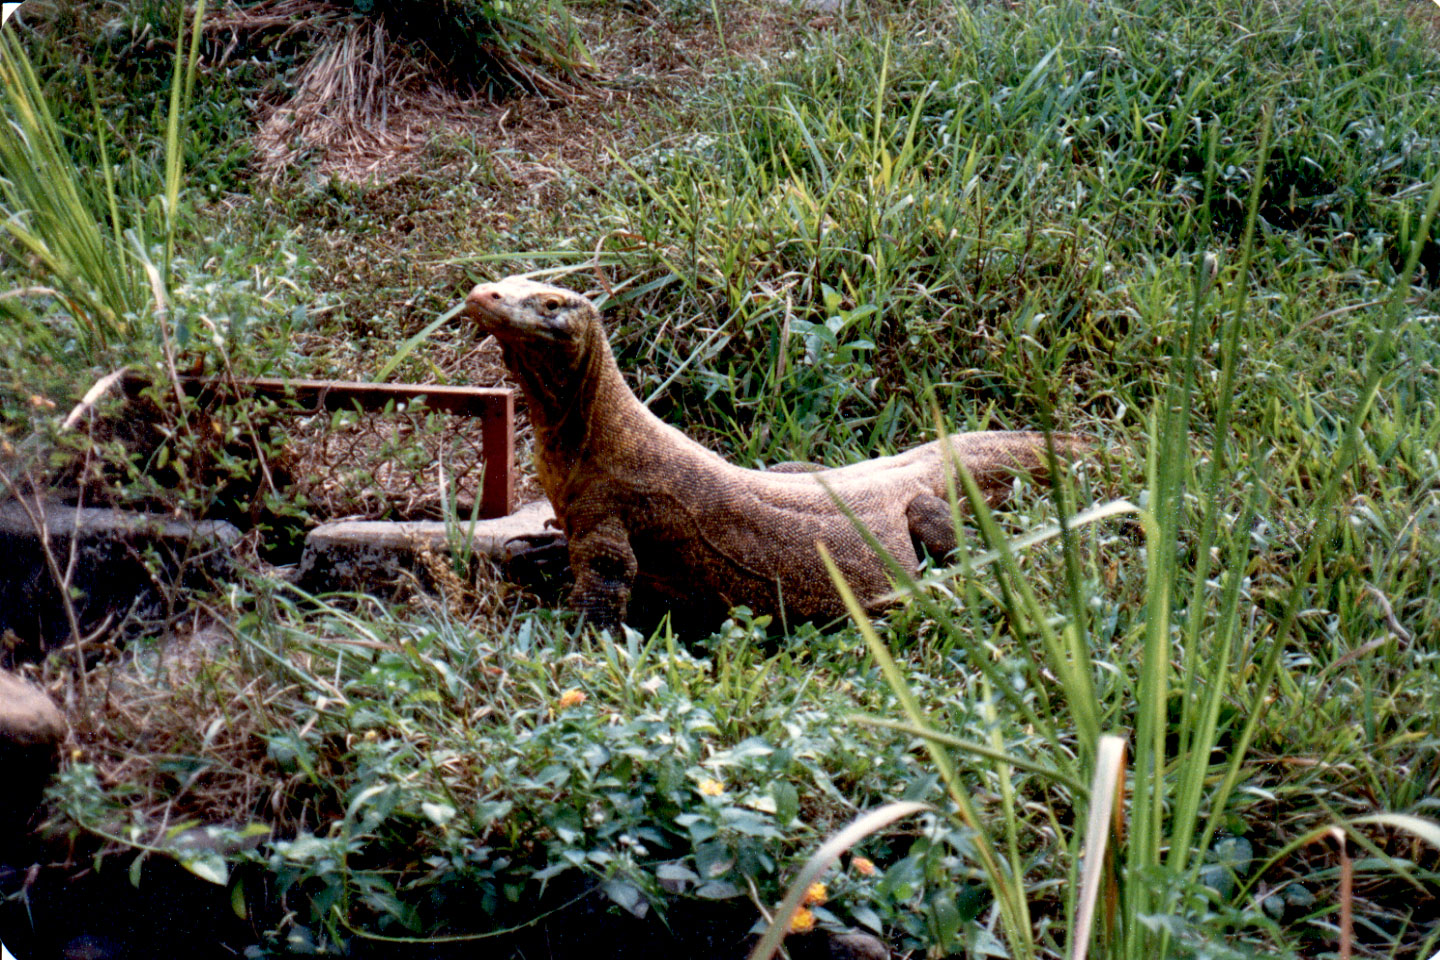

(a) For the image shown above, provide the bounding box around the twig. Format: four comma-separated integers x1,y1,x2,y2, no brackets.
1362,582,1413,645
60,367,129,431
1332,827,1353,960
744,873,792,960
1290,295,1424,340
0,285,61,300
209,344,280,510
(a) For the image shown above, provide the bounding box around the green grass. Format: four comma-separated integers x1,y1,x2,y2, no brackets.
7,0,1440,956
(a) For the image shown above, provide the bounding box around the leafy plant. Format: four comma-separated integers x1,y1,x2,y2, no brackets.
752,117,1440,959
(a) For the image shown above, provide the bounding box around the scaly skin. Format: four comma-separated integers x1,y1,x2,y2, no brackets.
463,277,1085,632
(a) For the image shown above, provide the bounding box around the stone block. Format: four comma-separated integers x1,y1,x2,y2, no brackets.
0,501,240,665
0,669,65,847
295,499,557,594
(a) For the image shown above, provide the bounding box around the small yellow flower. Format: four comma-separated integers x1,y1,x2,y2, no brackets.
698,778,725,797
789,906,816,934
802,881,827,906
557,688,587,710
852,856,876,877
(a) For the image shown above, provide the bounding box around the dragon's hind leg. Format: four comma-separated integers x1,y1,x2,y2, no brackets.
905,494,959,560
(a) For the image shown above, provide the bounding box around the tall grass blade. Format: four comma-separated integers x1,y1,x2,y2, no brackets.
817,542,1035,959
854,717,1088,796
747,801,931,960
0,29,140,355
948,439,1102,753
1128,106,1273,949
375,301,466,381
1070,735,1127,960
162,0,208,280
1195,168,1440,861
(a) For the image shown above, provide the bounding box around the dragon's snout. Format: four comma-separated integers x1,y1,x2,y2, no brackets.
464,284,503,314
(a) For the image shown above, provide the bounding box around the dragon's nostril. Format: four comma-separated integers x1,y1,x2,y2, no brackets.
488,292,501,301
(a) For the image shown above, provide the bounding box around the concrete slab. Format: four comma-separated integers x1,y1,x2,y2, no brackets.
295,499,557,594
0,501,240,665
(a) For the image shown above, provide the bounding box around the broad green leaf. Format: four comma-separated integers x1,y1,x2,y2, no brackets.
182,852,229,886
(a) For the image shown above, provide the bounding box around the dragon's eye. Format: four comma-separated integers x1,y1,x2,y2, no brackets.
544,298,562,311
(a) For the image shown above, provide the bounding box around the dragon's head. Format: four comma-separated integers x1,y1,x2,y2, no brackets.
463,277,598,349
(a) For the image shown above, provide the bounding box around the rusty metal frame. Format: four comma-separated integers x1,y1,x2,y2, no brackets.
122,375,515,518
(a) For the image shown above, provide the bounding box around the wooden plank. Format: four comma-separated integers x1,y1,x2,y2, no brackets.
119,373,516,517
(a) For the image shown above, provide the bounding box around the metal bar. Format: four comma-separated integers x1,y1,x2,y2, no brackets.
120,373,516,517
234,377,513,416
478,390,515,519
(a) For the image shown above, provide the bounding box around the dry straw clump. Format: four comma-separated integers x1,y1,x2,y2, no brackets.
252,15,474,182
206,0,602,182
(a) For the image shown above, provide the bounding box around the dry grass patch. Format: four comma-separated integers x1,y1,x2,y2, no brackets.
219,0,805,184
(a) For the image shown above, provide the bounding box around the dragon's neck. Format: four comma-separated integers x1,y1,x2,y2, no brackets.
504,324,655,488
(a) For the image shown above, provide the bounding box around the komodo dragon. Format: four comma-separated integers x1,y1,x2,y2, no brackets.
463,277,1084,632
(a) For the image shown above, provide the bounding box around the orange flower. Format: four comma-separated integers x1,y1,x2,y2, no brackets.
802,881,827,906
789,906,816,934
557,688,587,710
698,778,725,797
852,856,876,876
